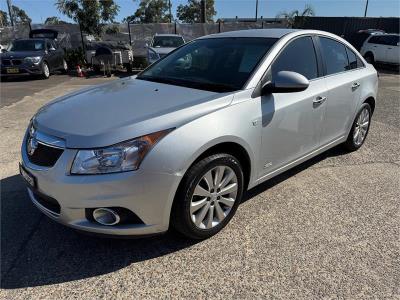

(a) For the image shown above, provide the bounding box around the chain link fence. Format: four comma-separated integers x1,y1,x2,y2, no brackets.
0,21,286,57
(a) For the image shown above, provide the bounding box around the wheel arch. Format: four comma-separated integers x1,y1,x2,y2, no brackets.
363,96,376,114
188,141,252,191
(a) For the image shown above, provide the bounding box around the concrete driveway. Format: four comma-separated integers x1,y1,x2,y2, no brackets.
0,72,399,299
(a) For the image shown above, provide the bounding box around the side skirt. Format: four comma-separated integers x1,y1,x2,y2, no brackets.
249,136,346,189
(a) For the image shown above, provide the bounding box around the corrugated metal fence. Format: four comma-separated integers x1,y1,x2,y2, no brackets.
297,16,400,48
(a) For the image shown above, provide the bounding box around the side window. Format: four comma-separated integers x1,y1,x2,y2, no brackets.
368,36,381,44
388,35,399,46
345,47,358,70
271,36,318,80
345,47,364,69
319,37,349,75
379,36,393,46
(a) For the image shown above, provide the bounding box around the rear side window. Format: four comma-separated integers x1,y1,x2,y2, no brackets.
345,47,364,70
319,37,349,75
271,36,318,80
388,35,399,46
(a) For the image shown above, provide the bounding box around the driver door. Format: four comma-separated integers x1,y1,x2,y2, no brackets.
257,36,327,178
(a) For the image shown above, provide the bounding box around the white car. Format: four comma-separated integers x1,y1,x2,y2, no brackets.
147,34,185,64
360,33,399,65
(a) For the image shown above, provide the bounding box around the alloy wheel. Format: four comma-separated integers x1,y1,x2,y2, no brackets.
190,166,238,229
63,60,68,71
43,63,50,78
353,107,370,146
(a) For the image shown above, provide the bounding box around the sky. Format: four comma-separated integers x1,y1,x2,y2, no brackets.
1,0,399,24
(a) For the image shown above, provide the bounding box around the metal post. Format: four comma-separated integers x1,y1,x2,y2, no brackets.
255,0,259,21
174,21,177,34
218,21,221,33
6,0,14,27
169,0,172,23
200,0,206,23
78,21,86,53
364,0,369,17
128,22,132,46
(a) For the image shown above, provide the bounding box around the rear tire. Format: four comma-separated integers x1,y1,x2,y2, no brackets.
60,59,68,74
364,52,375,65
171,154,244,240
41,62,50,79
343,103,372,151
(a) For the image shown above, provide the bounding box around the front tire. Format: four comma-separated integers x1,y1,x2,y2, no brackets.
343,103,372,151
171,154,244,239
41,62,50,79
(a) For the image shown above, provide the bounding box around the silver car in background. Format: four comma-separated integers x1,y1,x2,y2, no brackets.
147,34,185,64
20,29,378,239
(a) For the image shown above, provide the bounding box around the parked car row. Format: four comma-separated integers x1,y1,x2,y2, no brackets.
1,28,398,81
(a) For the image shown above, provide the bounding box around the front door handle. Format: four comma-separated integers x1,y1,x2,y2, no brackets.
313,96,326,105
352,82,361,90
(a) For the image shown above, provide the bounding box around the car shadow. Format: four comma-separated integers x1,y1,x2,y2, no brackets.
1,145,348,289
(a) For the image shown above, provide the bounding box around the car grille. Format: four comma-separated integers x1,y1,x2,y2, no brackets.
32,189,61,214
1,59,11,66
27,142,64,167
1,59,22,66
11,59,22,65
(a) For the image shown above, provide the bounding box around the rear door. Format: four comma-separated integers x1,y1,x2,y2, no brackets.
385,35,400,64
367,36,386,62
317,37,362,145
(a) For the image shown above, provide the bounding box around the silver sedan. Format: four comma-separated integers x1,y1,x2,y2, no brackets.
20,29,378,239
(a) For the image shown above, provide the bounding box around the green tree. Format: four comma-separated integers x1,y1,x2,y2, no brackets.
130,0,172,23
44,16,68,25
0,10,10,26
276,4,315,28
177,0,216,23
12,5,32,24
56,0,119,35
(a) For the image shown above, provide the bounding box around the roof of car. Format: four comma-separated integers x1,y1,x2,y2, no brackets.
154,34,183,37
199,28,300,39
370,33,399,36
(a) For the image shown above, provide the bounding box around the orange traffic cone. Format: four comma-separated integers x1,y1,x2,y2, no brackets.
76,65,84,77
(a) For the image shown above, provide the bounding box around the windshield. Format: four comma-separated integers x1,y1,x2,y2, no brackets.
9,40,45,52
152,36,185,48
138,37,277,92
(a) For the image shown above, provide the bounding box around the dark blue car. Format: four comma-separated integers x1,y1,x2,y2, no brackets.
1,29,67,80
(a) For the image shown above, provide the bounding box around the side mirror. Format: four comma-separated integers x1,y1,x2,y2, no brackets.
262,71,309,94
144,43,149,48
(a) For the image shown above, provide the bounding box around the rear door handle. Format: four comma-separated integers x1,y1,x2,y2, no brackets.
352,82,360,90
313,96,326,105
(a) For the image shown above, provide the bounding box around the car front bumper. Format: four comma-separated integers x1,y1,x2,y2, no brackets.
1,63,43,77
20,132,182,237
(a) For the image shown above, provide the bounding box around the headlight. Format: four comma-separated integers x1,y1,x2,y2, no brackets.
71,129,172,174
148,51,160,61
24,56,41,64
